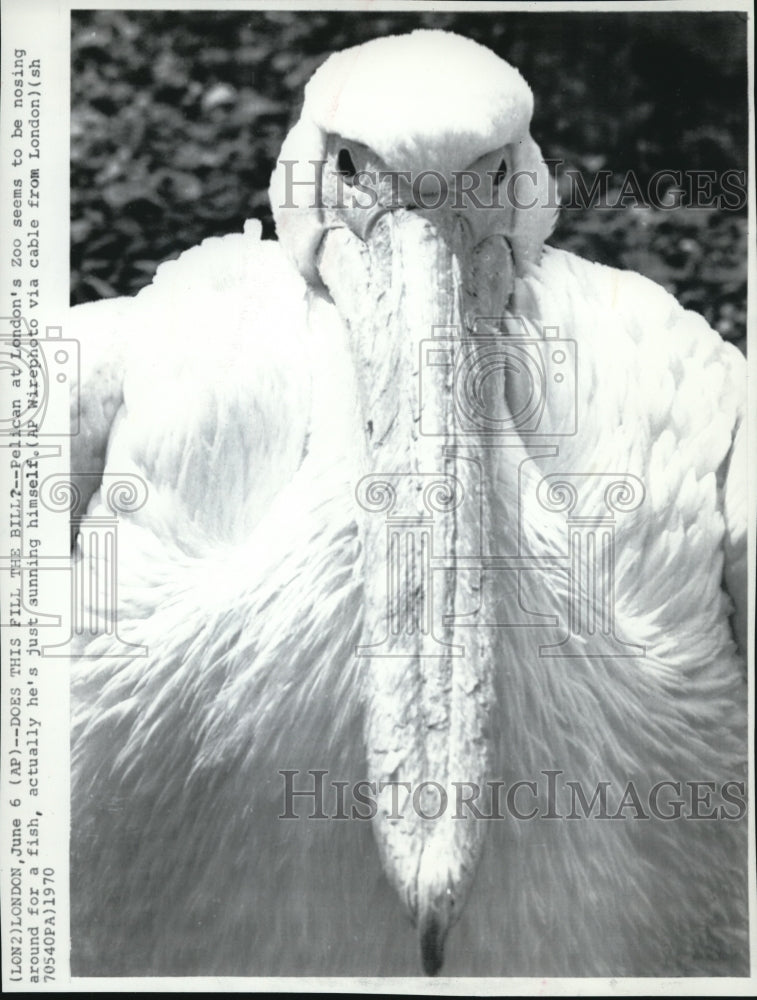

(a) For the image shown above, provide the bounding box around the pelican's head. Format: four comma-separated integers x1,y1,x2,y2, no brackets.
271,29,555,293
270,30,555,976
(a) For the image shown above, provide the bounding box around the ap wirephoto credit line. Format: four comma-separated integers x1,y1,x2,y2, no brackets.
1,0,755,993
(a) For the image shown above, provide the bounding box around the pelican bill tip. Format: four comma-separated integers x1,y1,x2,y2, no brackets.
419,910,447,976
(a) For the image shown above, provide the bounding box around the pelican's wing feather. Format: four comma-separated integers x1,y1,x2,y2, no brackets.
515,246,748,660
721,378,748,657
69,294,132,521
70,220,311,528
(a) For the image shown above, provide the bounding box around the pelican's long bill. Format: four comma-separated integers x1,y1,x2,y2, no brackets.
319,207,513,973
270,30,557,975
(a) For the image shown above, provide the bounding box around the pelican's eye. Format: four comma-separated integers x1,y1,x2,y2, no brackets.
338,147,357,184
491,158,507,187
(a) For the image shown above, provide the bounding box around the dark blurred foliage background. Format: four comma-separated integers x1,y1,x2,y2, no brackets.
71,9,748,347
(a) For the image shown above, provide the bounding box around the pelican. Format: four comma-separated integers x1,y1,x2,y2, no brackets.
70,29,748,977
